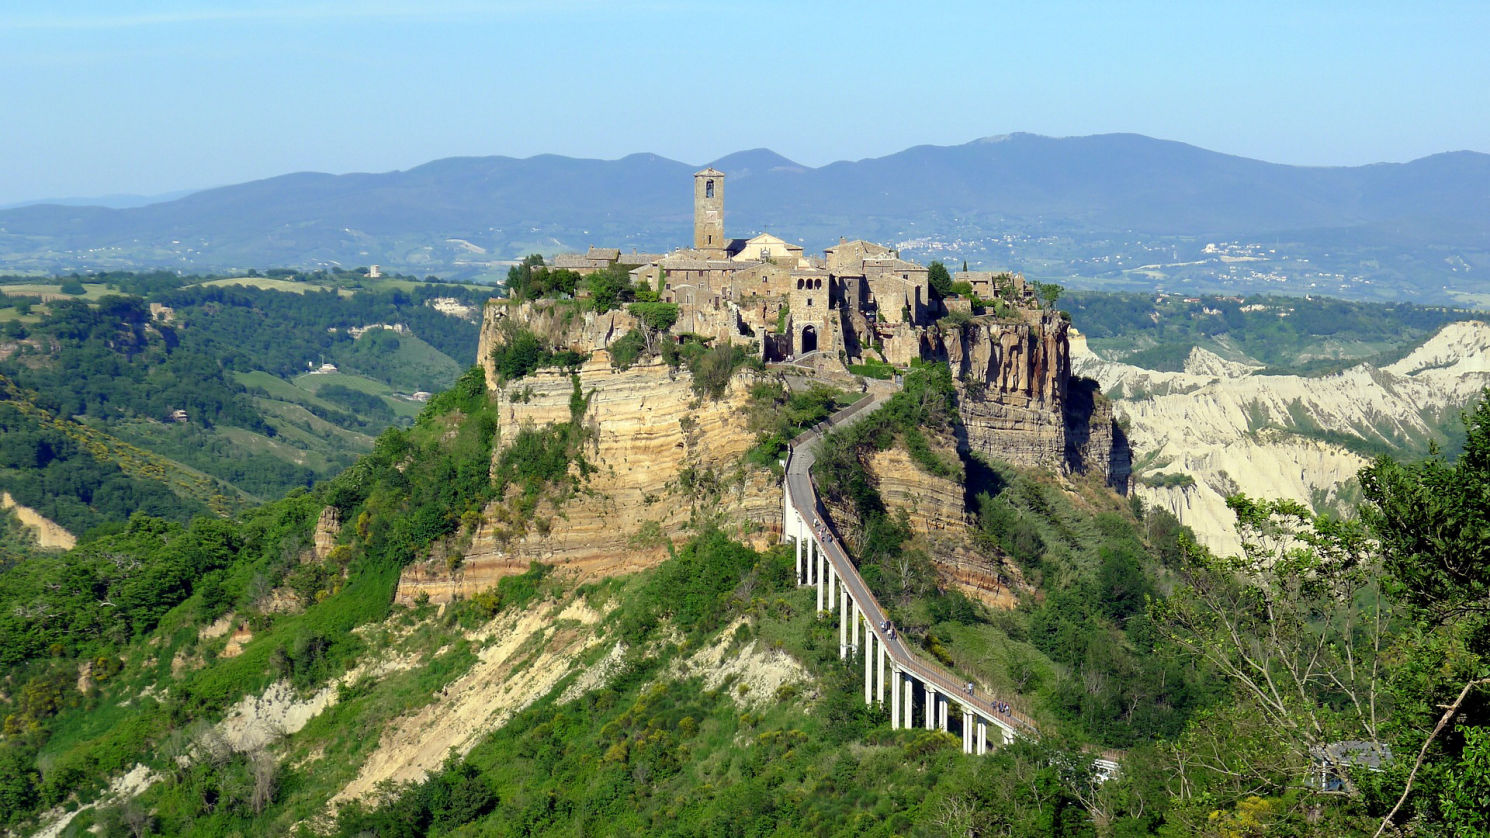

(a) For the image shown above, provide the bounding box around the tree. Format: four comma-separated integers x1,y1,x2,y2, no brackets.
1358,390,1490,832
1360,388,1490,625
627,302,679,355
927,261,953,298
1033,281,1063,308
587,264,635,313
1155,495,1387,798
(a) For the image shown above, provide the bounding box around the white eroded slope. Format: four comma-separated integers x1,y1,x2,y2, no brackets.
1072,321,1490,556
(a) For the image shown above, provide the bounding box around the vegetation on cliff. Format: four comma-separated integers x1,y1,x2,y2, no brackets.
0,361,595,832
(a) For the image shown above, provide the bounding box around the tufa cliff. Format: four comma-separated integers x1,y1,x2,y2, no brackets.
401,297,1129,603
930,310,1130,491
397,351,776,605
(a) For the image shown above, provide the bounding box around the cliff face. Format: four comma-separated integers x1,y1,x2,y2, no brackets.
902,311,1130,490
397,354,776,604
945,313,1068,473
1064,377,1132,493
862,447,1019,608
477,300,638,390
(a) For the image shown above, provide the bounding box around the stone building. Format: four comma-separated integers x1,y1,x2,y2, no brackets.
515,167,1131,492
553,167,944,368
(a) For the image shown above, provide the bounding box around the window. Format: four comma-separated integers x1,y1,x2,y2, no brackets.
705,180,715,198
807,297,813,306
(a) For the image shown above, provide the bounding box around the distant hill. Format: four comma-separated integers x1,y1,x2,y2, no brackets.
1,133,1487,301
0,271,488,545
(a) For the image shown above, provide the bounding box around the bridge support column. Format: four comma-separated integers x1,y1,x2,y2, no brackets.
925,684,935,731
852,601,862,653
839,586,849,660
1002,725,1015,746
903,676,914,729
877,642,886,705
890,667,900,729
814,545,824,613
938,695,948,732
794,532,803,585
977,720,987,755
963,711,973,753
863,630,874,705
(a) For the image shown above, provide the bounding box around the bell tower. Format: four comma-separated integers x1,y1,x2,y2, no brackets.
693,168,725,254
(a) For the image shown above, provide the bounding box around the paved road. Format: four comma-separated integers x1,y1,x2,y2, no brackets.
785,395,1038,736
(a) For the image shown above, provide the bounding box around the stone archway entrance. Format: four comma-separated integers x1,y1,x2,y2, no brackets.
801,325,818,354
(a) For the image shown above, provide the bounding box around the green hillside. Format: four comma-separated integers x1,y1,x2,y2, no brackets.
0,269,489,542
0,356,1483,835
1065,291,1485,373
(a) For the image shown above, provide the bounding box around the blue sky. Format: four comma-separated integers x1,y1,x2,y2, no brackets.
2,0,1487,204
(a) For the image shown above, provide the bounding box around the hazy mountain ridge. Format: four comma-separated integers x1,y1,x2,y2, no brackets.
1,133,1486,299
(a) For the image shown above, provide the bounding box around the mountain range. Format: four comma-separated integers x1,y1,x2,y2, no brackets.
2,133,1487,301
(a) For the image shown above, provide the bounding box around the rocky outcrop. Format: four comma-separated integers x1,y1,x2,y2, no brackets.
942,313,1069,475
396,354,776,604
477,299,639,390
863,447,1018,607
311,506,341,561
1064,378,1132,493
892,311,1130,489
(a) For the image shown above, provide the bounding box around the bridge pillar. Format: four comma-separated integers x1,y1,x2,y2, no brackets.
925,684,936,731
962,711,973,753
852,601,862,653
839,586,849,660
938,695,948,732
899,670,911,724
863,629,874,705
977,720,987,755
877,641,886,705
815,545,824,613
890,667,900,729
1002,725,1015,746
794,533,803,585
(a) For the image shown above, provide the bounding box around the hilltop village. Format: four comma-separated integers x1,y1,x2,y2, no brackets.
516,167,1128,489
548,167,1047,371
432,169,1130,605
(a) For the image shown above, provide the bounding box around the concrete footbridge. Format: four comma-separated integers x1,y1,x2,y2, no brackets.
781,391,1039,754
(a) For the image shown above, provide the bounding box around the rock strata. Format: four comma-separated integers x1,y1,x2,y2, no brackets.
396,355,775,604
